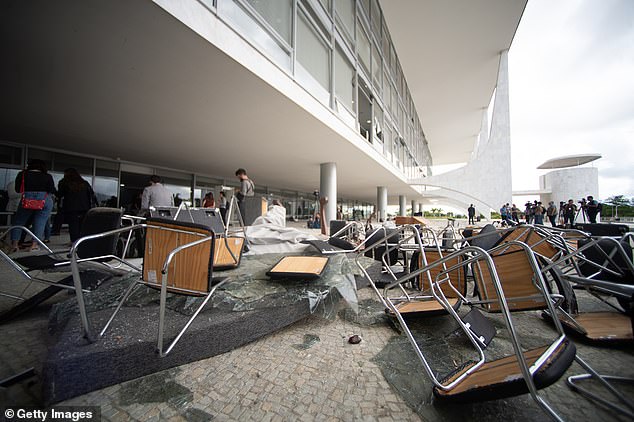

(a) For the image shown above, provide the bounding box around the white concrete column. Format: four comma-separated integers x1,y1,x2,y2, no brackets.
377,186,388,222
320,163,337,226
417,203,422,213
399,195,406,217
411,200,416,216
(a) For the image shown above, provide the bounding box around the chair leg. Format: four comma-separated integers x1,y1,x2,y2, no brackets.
99,279,140,337
569,356,634,419
157,277,229,357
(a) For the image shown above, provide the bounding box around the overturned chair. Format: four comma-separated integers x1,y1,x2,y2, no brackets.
356,224,467,317
383,241,579,421
539,232,634,343
149,205,245,270
90,218,228,356
0,207,139,323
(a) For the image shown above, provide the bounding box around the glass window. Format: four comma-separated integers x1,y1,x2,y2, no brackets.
356,23,371,74
334,0,354,36
391,81,398,118
51,152,93,176
381,21,390,59
161,170,193,206
0,167,20,216
370,0,381,40
390,44,397,76
383,123,392,162
0,145,22,166
384,70,391,112
94,160,119,207
297,10,331,92
334,45,355,112
245,0,293,44
372,42,382,91
357,79,372,142
373,102,383,153
26,148,54,172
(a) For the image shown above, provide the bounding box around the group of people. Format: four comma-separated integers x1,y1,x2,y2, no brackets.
523,201,557,226
8,159,97,252
465,195,601,230
7,161,259,253
141,168,255,224
494,195,600,228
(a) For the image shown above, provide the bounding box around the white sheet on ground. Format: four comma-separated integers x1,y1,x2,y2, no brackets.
245,205,318,255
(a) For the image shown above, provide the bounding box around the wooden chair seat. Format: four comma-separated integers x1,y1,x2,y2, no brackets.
388,297,460,316
267,256,329,279
213,237,244,270
434,338,576,402
559,312,633,342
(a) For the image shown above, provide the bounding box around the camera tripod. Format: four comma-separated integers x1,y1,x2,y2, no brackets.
575,205,588,224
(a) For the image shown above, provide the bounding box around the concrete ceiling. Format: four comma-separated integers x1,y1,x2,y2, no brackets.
1,0,526,203
381,0,526,165
0,0,411,202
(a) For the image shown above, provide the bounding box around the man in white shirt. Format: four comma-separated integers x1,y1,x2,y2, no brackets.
141,175,173,210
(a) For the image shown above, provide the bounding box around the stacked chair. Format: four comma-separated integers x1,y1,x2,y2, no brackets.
355,222,634,420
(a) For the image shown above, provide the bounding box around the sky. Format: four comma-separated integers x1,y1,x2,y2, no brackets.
508,0,634,201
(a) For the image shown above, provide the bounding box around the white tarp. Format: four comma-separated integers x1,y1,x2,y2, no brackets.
244,205,318,255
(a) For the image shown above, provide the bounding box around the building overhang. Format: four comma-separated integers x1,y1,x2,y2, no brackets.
380,0,527,165
1,0,526,203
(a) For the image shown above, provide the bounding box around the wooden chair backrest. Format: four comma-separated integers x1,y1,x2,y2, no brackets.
143,220,213,295
418,249,465,298
473,249,546,312
500,227,559,260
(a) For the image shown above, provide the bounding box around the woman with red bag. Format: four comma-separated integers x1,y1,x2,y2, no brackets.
10,159,56,252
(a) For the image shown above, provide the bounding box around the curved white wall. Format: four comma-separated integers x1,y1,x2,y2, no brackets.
540,167,598,204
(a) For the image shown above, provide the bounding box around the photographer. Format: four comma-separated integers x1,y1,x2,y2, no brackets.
585,195,599,223
562,199,577,228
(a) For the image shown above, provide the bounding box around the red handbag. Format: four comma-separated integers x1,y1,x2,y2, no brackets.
20,171,47,210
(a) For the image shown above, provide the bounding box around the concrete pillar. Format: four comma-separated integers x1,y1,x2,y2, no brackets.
411,200,416,216
320,163,337,226
377,186,388,222
417,203,422,213
399,195,406,217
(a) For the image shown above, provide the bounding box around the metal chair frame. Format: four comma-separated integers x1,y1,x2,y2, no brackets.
382,240,574,421
88,222,228,356
0,225,140,305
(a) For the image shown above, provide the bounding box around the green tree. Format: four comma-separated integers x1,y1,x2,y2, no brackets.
603,195,634,218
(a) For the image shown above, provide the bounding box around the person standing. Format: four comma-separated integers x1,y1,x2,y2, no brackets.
10,159,56,252
141,175,173,210
533,201,546,225
467,204,475,225
218,191,228,224
546,201,558,226
511,204,520,223
202,192,215,208
524,202,533,224
235,168,254,219
585,195,599,223
562,199,577,228
57,168,96,242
